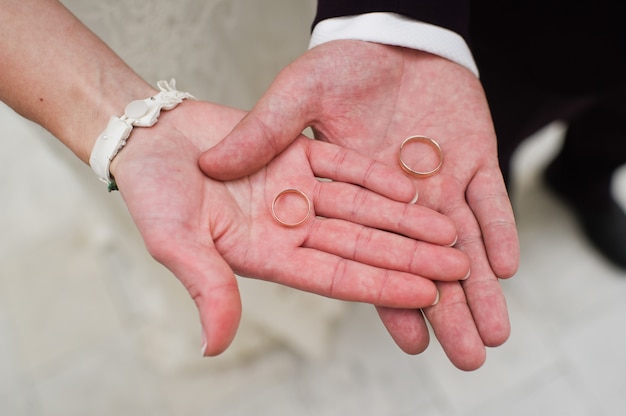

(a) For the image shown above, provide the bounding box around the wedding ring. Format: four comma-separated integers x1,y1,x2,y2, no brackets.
271,188,313,227
398,135,443,177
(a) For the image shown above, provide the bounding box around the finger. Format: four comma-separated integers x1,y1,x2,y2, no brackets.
314,180,460,247
304,218,469,281
376,306,430,355
453,186,512,347
423,281,487,371
417,190,507,370
462,271,510,346
466,168,520,278
265,248,440,309
307,139,418,204
199,74,315,181
458,233,511,348
141,224,242,357
438,201,511,353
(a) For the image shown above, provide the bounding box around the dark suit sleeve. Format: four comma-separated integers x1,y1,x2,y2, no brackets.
313,0,470,40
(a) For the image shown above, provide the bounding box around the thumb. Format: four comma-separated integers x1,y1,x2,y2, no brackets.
155,240,242,357
199,81,314,181
195,256,242,357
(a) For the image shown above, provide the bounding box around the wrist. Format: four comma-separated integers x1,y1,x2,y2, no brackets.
72,80,158,164
89,79,195,191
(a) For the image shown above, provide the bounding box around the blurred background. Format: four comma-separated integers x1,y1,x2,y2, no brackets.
1,1,626,414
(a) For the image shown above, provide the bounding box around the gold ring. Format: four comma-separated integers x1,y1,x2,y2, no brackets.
398,135,443,177
271,188,313,227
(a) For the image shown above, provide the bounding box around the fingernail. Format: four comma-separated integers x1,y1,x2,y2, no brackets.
447,235,458,247
462,268,471,280
431,290,440,306
201,331,208,357
410,189,419,204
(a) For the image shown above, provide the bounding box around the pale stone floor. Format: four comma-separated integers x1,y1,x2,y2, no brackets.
2,104,626,415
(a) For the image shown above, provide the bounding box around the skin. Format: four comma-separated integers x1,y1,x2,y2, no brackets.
113,101,471,355
199,40,520,370
0,1,471,357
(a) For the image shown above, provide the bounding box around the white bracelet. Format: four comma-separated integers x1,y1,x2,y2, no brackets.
89,79,196,191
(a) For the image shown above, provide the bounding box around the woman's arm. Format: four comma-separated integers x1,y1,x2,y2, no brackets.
0,0,156,163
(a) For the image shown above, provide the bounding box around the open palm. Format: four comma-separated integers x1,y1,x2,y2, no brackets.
199,41,519,370
111,99,470,356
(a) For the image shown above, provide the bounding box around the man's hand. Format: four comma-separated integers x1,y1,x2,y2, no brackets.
111,99,471,357
198,41,519,370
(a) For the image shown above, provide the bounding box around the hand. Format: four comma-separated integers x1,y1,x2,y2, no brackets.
111,99,470,357
198,41,519,370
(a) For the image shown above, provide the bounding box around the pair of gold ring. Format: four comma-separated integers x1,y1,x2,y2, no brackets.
271,135,443,227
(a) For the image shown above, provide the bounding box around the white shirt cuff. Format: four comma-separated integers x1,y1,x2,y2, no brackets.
309,12,479,78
